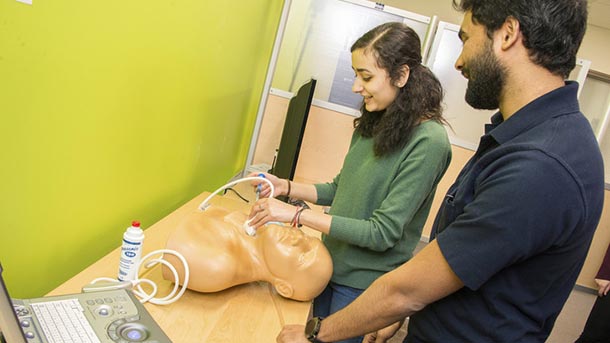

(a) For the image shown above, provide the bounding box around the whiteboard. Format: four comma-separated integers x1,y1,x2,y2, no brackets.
271,0,433,111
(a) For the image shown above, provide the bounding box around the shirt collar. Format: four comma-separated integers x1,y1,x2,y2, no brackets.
484,81,581,144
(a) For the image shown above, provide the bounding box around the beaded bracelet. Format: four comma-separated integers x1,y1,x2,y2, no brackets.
296,208,306,227
291,205,302,227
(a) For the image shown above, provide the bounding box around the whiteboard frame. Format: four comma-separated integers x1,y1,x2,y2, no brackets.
243,0,293,177
425,21,460,67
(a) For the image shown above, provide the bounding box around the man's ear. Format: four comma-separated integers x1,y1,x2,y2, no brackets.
273,278,294,299
395,65,410,88
499,16,521,50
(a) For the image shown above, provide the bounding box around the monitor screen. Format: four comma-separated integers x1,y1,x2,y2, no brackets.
271,79,317,181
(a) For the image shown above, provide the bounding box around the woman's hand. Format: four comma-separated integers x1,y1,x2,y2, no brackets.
248,172,289,198
594,278,610,297
248,197,297,228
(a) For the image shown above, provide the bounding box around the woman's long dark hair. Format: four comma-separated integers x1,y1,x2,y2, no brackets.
352,22,446,157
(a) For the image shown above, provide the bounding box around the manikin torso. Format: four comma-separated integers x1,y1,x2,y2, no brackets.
163,206,332,301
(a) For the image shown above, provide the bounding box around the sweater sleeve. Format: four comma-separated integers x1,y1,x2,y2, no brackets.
314,172,340,206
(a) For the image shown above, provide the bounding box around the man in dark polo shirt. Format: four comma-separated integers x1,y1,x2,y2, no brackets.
276,0,604,342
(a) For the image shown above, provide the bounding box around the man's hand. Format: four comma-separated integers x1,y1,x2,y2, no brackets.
594,278,610,297
363,320,404,342
276,325,309,343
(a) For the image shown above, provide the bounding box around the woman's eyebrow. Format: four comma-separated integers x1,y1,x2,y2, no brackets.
353,67,371,73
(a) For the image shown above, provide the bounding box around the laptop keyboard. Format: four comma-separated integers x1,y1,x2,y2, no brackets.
30,299,100,343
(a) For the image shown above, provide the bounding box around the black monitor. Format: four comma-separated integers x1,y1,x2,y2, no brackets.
271,78,317,181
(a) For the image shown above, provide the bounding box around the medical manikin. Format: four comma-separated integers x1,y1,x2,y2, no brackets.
162,206,332,301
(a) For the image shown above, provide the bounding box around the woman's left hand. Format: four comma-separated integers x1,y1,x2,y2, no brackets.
248,198,297,228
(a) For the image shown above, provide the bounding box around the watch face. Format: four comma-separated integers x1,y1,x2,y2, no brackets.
305,317,321,338
305,318,317,335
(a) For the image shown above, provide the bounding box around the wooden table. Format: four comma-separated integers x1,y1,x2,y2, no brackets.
47,190,313,343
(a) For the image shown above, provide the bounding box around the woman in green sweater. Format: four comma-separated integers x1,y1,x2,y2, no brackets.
248,22,451,343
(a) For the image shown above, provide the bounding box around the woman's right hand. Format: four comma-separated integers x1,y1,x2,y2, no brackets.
594,278,610,297
248,172,289,198
247,197,296,228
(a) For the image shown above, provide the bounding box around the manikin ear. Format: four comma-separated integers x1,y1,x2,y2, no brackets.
394,65,410,88
499,16,521,50
272,278,294,299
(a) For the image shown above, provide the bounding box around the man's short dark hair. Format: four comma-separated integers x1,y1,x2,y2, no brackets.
452,0,588,78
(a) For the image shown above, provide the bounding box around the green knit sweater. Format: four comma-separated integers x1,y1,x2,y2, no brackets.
314,120,451,289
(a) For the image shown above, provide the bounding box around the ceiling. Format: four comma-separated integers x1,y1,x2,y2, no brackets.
589,0,610,29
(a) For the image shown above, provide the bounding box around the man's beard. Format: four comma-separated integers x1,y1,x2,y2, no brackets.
464,43,506,110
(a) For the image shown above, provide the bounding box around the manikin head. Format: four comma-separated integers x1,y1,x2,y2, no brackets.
163,206,332,301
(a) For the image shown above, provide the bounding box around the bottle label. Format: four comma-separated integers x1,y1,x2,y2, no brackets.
118,240,142,281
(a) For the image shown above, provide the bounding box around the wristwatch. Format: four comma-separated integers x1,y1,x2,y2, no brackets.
305,316,325,343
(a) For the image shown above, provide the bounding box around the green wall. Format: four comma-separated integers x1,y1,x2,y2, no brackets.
0,0,283,297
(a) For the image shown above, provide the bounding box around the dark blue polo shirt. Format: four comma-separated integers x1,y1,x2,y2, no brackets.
406,82,605,343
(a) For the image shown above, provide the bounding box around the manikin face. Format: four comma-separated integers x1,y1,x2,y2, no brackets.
351,48,400,112
455,11,506,110
259,225,332,301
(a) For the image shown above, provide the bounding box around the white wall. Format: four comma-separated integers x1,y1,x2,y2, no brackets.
579,25,610,74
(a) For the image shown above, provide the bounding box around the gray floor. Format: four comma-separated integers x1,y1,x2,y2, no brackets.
386,240,598,343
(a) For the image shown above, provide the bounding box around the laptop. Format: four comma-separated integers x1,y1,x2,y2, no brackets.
0,262,171,343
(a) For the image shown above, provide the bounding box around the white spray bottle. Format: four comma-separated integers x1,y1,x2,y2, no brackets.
118,220,144,281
